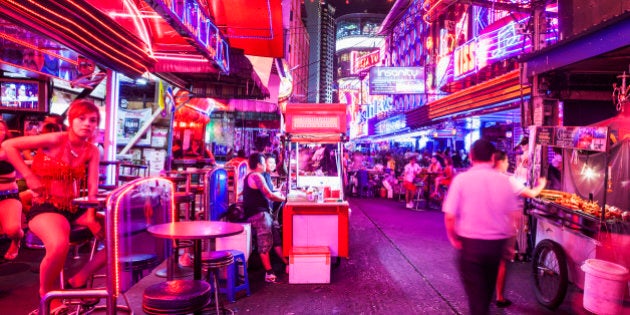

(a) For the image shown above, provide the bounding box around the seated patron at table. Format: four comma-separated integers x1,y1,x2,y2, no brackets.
432,156,455,198
243,153,287,283
2,99,107,315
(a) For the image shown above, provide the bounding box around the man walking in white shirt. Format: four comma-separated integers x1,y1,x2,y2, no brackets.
443,139,519,315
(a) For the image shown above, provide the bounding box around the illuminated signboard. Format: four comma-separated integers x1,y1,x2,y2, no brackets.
285,103,347,134
454,15,532,80
368,67,425,95
454,39,477,78
351,50,380,75
151,0,229,72
375,114,406,135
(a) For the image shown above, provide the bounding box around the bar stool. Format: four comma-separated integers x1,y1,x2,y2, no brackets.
219,250,251,303
143,280,211,315
201,250,234,314
119,253,158,285
413,182,426,210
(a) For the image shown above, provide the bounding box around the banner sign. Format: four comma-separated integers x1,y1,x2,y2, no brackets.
368,67,425,95
351,50,380,75
375,114,406,135
535,126,608,152
285,103,347,134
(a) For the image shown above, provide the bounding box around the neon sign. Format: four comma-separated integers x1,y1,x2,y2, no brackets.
351,50,380,75
454,40,476,77
454,16,532,80
375,115,406,135
368,67,425,95
150,0,229,72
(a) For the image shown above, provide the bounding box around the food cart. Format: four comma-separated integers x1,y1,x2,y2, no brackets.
527,125,630,310
281,104,350,268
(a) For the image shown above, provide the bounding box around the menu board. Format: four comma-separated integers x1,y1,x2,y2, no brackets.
536,126,608,152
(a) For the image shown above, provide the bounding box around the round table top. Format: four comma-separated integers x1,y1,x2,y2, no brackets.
166,168,213,175
147,221,243,240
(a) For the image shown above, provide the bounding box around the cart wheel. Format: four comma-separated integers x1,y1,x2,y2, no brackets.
532,239,568,309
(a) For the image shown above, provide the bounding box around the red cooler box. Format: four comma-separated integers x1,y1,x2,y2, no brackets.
289,246,331,284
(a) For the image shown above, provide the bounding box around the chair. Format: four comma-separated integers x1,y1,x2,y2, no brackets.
118,162,149,186
219,249,251,303
413,182,426,210
356,170,373,198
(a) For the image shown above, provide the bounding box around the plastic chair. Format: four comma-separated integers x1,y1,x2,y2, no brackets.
219,249,251,303
356,170,373,198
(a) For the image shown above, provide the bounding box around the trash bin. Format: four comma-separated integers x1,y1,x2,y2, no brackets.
581,259,629,315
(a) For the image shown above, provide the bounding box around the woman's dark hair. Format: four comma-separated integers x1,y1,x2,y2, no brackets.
41,122,61,134
237,149,246,158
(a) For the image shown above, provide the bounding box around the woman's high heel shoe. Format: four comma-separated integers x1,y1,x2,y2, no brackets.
3,240,21,261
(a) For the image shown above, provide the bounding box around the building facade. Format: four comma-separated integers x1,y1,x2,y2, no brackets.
305,1,336,103
335,13,386,139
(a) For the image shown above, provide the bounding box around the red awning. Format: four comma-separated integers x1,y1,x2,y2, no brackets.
0,0,155,78
208,0,284,58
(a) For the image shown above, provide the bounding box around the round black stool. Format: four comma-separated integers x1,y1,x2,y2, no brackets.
143,280,211,315
201,250,234,315
120,253,158,285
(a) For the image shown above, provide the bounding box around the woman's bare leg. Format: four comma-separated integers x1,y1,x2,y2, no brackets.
29,213,70,298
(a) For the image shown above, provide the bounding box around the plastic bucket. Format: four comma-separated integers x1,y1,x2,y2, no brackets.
581,259,629,315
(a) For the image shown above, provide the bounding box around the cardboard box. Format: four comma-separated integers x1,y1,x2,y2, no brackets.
289,246,331,284
215,223,252,262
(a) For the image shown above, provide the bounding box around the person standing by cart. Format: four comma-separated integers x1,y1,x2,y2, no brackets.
492,150,547,308
443,139,519,315
243,153,287,283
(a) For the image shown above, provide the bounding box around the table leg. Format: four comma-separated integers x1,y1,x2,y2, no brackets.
194,240,202,280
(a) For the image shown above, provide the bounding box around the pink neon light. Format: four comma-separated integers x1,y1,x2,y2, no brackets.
16,0,151,74
0,32,77,65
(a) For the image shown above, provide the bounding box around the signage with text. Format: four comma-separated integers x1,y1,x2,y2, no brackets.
375,114,406,135
352,50,380,75
535,126,608,152
285,103,347,134
151,0,229,72
368,67,425,95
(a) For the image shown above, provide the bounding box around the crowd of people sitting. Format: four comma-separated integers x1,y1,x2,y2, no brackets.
343,146,470,206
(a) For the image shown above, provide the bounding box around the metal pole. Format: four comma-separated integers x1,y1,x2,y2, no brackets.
104,70,119,185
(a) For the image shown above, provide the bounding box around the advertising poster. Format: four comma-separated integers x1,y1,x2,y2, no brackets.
151,126,169,148
117,108,152,146
144,148,166,176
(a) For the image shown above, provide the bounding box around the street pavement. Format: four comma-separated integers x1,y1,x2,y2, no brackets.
0,196,612,314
